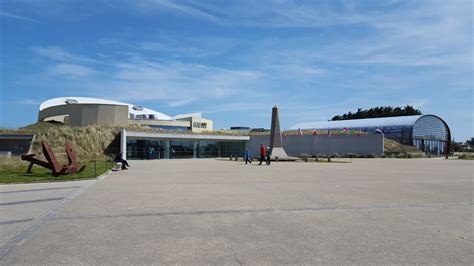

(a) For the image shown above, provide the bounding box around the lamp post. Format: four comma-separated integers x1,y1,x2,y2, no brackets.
376,128,384,154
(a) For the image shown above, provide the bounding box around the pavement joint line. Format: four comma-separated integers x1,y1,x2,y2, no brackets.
0,219,34,226
0,172,110,260
55,202,473,221
108,179,472,186
0,197,64,206
0,186,81,194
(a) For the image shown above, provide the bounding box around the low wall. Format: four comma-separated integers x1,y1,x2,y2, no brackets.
247,134,383,157
0,134,35,155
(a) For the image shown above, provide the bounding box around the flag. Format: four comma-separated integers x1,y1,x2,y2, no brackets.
375,128,383,134
312,128,317,136
283,129,287,138
298,128,303,136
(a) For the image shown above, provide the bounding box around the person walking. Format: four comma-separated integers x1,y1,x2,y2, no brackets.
148,146,153,160
244,148,252,165
266,146,271,165
258,144,266,165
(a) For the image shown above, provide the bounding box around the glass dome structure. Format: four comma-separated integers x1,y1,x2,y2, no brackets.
292,115,451,155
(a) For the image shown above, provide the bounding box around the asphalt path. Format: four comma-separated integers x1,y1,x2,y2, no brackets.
1,158,472,264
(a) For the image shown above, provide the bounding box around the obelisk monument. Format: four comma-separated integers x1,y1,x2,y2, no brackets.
269,105,292,160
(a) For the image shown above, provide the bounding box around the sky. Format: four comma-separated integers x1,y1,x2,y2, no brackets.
0,0,472,141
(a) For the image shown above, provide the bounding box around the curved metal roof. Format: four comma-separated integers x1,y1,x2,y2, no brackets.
291,115,424,130
39,97,173,120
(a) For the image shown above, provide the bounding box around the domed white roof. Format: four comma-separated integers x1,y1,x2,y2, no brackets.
39,97,173,120
291,115,423,130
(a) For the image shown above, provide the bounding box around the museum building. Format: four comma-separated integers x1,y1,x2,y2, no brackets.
38,97,213,133
292,115,451,155
37,97,249,159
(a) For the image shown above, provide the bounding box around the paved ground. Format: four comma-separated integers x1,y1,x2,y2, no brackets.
0,179,98,260
1,158,472,264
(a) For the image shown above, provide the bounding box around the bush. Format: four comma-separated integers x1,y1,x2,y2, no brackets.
458,153,474,160
299,153,311,162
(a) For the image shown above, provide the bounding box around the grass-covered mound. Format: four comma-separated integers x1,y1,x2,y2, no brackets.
384,138,425,157
1,122,122,160
0,122,121,183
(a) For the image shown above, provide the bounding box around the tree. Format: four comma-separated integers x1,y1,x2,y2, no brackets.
331,106,422,121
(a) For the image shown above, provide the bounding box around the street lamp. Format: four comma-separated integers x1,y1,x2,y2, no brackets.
376,128,384,154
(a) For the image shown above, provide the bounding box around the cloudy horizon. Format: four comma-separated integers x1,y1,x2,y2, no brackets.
1,0,472,141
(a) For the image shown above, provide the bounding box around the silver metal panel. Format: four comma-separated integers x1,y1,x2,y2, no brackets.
292,115,423,130
126,131,250,141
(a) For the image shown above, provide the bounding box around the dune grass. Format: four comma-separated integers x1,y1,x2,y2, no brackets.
1,123,121,160
456,153,474,160
383,138,425,157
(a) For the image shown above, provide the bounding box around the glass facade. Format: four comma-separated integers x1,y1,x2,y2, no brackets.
354,125,413,145
170,140,194,159
354,116,449,155
412,115,449,155
305,115,450,156
126,137,246,159
148,125,189,131
126,138,169,159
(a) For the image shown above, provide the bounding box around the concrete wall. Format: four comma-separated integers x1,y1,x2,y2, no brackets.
39,104,128,127
0,135,35,155
247,134,383,157
176,117,214,133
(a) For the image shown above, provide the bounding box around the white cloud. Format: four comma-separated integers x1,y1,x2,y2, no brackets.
105,59,261,102
31,57,265,108
15,98,41,105
0,10,37,22
48,63,96,78
33,46,97,64
132,0,221,23
202,102,268,114
168,98,196,107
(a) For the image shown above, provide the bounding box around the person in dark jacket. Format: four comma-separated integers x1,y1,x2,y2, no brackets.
266,146,271,165
258,144,266,165
114,152,130,170
244,149,252,165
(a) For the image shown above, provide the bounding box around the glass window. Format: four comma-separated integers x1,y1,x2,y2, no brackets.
126,138,167,160
198,140,218,158
217,141,246,158
170,140,194,159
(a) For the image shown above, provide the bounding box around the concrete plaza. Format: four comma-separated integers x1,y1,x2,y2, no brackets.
1,158,472,264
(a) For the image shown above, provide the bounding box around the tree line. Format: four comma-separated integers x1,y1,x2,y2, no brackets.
331,106,422,121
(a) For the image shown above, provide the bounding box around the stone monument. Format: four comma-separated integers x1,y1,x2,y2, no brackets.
269,105,295,161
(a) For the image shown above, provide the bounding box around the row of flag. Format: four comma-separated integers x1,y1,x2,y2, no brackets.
282,128,384,137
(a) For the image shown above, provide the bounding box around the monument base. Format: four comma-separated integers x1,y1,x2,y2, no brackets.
270,147,297,161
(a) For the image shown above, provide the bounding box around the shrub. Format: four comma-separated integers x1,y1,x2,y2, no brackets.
458,153,474,160
299,153,311,162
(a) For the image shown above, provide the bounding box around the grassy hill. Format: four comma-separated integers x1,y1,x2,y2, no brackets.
1,122,121,161
0,123,120,183
384,138,425,157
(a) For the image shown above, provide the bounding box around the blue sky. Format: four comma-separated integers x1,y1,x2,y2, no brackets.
0,0,472,141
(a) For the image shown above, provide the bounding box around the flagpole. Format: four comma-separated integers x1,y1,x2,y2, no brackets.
376,128,385,154
327,129,329,159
